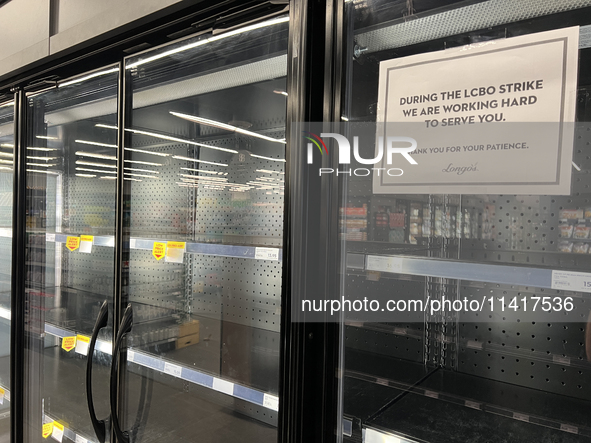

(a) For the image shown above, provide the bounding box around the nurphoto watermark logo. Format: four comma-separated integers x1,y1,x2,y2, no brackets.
303,131,419,176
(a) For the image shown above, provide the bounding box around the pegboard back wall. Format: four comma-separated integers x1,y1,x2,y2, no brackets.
191,254,282,333
457,281,591,401
66,176,116,236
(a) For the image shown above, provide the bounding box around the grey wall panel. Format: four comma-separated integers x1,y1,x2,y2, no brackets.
49,0,183,55
0,0,49,77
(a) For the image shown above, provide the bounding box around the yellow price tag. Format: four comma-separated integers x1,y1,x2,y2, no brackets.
42,422,53,438
152,242,166,260
66,236,80,251
80,235,93,243
61,336,77,352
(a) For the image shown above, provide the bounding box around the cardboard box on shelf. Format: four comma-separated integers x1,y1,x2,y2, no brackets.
176,332,200,349
179,319,200,337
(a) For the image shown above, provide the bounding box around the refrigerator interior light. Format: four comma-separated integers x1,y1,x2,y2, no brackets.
0,159,12,164
75,139,117,148
124,172,159,179
76,151,117,160
27,169,58,175
256,169,285,174
27,156,57,161
36,135,59,140
0,143,14,148
124,160,163,166
172,155,227,167
76,167,117,174
75,174,96,178
0,102,14,108
27,147,57,151
127,127,237,154
273,90,288,96
178,173,227,182
99,176,117,180
125,167,159,174
59,68,119,88
250,154,286,162
126,16,289,69
28,163,56,167
76,160,117,168
124,147,170,157
0,152,13,158
170,111,286,144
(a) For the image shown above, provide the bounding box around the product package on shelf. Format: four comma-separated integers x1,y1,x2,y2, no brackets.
557,208,591,253
339,204,368,241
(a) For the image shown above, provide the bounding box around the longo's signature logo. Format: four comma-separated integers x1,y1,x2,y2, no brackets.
304,132,418,176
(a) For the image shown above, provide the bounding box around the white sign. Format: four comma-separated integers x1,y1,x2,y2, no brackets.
375,27,579,195
551,270,591,293
263,393,279,411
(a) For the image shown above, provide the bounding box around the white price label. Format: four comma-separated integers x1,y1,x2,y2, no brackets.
5,390,10,402
127,350,135,363
465,400,480,410
212,378,234,396
263,393,279,411
560,424,578,434
51,423,64,442
163,362,182,378
552,355,571,366
46,233,56,242
424,390,439,399
366,256,402,274
75,335,90,356
551,270,591,293
255,247,279,261
75,435,88,443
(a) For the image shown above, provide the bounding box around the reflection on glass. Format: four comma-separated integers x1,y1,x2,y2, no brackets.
339,1,591,443
118,16,288,443
0,99,13,440
24,68,118,443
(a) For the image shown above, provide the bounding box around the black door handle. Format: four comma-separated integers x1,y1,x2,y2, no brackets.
86,300,109,443
110,304,133,443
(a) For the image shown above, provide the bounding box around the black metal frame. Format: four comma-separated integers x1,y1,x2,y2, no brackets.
5,1,345,442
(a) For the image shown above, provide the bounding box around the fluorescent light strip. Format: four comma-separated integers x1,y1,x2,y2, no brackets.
27,169,58,175
128,128,237,154
273,90,288,96
96,124,235,154
0,152,13,158
99,176,117,180
124,147,169,157
0,144,14,148
250,154,286,162
27,147,56,151
76,151,117,160
125,177,142,182
28,163,55,167
170,112,286,145
172,155,227,167
27,156,56,161
124,172,158,178
125,167,159,174
178,173,227,181
0,159,12,164
256,169,285,174
76,140,117,148
59,68,119,87
124,160,162,166
76,174,96,178
36,135,58,140
180,167,220,175
76,167,117,175
127,17,289,69
0,102,14,108
0,167,12,171
76,160,117,169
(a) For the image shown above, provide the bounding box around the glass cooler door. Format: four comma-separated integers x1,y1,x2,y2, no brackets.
337,1,591,442
112,16,288,443
23,67,119,443
0,98,14,441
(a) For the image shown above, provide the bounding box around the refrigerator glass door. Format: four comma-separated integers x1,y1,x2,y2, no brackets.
0,98,14,440
338,1,591,442
117,16,287,443
23,67,119,443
